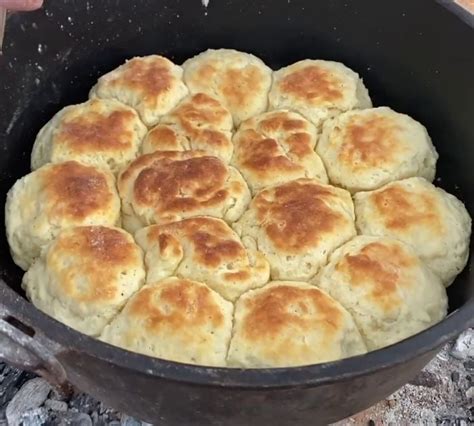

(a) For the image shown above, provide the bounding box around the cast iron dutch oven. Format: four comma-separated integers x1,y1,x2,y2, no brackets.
0,1,473,424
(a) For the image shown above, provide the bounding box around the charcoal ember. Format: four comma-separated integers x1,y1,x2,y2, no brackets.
466,387,474,400
49,386,73,402
437,350,450,362
68,393,100,414
409,371,439,388
438,416,464,425
98,401,113,415
20,407,49,426
451,329,474,360
56,412,92,426
0,363,35,407
88,403,121,423
5,378,51,426
44,399,68,412
464,361,474,373
120,414,143,425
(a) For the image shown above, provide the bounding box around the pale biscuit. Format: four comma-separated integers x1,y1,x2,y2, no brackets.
183,49,272,126
118,150,251,232
31,98,147,174
142,93,233,162
22,226,145,336
317,107,438,192
233,178,356,281
316,236,448,350
135,217,270,301
354,177,472,286
100,277,233,367
227,281,366,367
232,110,328,193
269,59,372,127
5,161,120,270
90,55,189,126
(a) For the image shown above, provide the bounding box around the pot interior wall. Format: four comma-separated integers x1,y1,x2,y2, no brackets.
0,0,473,312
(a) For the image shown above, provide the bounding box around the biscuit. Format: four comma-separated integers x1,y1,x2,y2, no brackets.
269,59,371,127
183,49,272,126
232,110,328,193
100,277,233,366
233,178,356,281
90,55,188,126
354,177,472,286
31,98,147,174
142,93,233,162
118,150,251,232
135,217,270,301
317,107,438,192
316,236,448,350
227,281,366,367
22,226,145,336
5,161,120,270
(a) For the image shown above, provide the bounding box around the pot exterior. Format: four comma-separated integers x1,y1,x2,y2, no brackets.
59,348,437,425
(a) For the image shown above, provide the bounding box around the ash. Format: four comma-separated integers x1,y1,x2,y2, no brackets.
1,330,473,425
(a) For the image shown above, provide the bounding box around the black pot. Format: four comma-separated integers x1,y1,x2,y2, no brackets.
0,1,473,425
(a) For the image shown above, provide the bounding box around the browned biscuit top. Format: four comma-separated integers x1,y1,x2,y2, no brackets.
44,161,115,221
279,65,344,103
128,278,226,331
253,179,349,253
48,226,142,303
335,241,416,313
372,185,443,235
54,100,137,154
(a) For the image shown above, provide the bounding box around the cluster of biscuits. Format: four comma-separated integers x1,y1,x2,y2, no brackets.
5,49,471,368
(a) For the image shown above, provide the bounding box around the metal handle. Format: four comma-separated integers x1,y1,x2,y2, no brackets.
0,307,71,396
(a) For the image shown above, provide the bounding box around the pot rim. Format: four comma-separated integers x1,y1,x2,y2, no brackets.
1,279,472,389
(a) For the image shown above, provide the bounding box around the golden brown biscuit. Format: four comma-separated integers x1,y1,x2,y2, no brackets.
354,177,472,286
316,236,448,350
227,281,366,367
31,98,147,174
182,49,272,125
317,107,438,192
233,178,356,281
100,277,233,366
118,150,251,232
90,55,189,126
269,59,372,127
22,226,145,336
142,93,233,162
232,110,328,193
14,49,470,370
135,217,270,301
5,161,121,270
